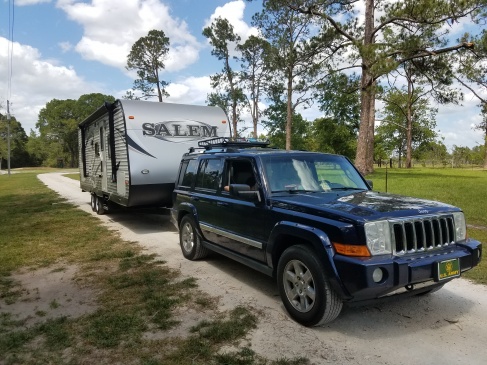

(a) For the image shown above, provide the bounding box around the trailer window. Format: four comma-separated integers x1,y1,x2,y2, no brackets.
179,159,198,188
195,158,222,191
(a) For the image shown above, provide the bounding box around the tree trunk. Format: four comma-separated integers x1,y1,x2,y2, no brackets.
155,69,163,102
286,69,293,150
356,81,372,174
232,99,238,138
366,83,376,171
484,128,487,169
253,100,258,138
355,0,375,175
405,68,413,168
406,84,413,168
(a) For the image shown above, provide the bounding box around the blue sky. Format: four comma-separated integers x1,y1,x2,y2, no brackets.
0,0,485,151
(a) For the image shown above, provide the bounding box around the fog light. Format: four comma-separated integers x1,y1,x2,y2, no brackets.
372,268,383,283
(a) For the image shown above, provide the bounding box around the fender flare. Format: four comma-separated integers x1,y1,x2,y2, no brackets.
176,202,207,237
266,221,352,300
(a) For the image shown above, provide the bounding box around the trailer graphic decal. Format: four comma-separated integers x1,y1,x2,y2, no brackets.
126,134,156,158
142,120,219,142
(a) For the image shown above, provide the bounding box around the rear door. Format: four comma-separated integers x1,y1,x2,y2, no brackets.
192,157,224,238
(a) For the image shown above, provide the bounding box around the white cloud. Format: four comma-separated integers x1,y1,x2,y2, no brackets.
114,76,212,105
435,94,484,150
0,37,97,133
204,0,259,41
56,0,201,73
165,76,212,105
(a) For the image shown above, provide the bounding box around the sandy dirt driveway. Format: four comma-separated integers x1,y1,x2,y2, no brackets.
38,173,487,365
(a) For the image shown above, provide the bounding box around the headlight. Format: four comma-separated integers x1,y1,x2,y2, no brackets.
364,220,392,255
452,212,466,241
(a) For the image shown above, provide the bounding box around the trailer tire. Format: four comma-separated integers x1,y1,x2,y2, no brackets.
179,215,209,260
90,194,97,212
95,196,105,215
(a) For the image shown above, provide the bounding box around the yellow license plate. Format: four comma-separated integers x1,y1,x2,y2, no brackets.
437,259,460,281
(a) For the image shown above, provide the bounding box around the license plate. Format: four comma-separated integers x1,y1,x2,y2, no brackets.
437,258,460,281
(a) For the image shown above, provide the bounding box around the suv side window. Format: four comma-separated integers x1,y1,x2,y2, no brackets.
195,158,222,191
179,159,198,189
222,159,257,193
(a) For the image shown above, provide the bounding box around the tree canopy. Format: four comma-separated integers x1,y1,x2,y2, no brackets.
203,17,246,138
36,93,115,167
283,0,485,173
126,29,170,102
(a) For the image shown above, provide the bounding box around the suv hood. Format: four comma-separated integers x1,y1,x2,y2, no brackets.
270,190,459,222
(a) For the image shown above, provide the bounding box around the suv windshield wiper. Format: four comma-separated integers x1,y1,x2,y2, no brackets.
272,189,320,194
329,187,367,191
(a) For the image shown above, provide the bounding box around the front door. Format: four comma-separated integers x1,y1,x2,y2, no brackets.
211,158,270,263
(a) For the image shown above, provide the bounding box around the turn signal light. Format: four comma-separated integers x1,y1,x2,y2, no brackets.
332,242,371,257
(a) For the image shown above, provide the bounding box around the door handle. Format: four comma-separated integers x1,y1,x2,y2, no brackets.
190,196,199,201
217,202,229,207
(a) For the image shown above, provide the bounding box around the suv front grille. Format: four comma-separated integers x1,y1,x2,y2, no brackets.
391,215,455,255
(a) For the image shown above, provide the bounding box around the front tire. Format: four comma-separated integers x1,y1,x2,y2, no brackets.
179,215,209,260
277,245,342,326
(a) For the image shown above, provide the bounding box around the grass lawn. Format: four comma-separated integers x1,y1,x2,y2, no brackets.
367,167,486,284
0,171,306,365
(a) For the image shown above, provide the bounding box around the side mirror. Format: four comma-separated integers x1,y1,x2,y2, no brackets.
229,184,261,202
366,179,373,189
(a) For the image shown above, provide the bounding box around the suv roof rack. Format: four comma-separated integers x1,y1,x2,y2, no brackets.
198,137,270,150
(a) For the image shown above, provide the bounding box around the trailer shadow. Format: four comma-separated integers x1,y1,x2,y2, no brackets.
103,208,177,235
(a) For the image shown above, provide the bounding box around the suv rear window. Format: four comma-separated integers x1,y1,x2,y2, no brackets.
195,159,222,191
179,159,199,188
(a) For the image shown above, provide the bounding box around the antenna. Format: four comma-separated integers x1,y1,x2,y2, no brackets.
7,100,11,176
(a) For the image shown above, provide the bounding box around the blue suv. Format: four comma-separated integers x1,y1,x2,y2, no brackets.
171,138,482,326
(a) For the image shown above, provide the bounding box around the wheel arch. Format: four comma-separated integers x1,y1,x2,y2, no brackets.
267,221,352,300
176,202,199,229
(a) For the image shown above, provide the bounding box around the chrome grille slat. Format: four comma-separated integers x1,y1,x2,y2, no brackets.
391,215,456,255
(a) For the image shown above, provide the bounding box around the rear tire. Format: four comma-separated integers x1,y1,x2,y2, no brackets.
95,195,105,215
277,245,342,326
90,194,97,212
179,215,209,260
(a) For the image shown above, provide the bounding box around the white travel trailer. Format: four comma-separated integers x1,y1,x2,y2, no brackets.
78,99,229,214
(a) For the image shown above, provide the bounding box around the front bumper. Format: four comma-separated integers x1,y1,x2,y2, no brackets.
333,238,482,302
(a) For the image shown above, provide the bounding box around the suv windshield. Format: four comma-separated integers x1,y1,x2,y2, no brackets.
261,154,368,193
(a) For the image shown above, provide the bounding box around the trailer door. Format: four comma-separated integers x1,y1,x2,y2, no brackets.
99,125,108,192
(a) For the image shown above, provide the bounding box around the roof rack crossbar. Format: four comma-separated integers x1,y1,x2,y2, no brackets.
198,137,270,150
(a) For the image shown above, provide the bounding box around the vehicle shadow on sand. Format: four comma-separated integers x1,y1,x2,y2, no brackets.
199,251,476,338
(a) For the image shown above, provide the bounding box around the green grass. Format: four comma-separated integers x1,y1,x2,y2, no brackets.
0,172,304,365
63,172,80,180
367,167,487,284
367,168,487,227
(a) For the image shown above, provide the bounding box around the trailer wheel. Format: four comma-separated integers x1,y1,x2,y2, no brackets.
179,215,209,260
95,196,105,215
90,194,97,212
